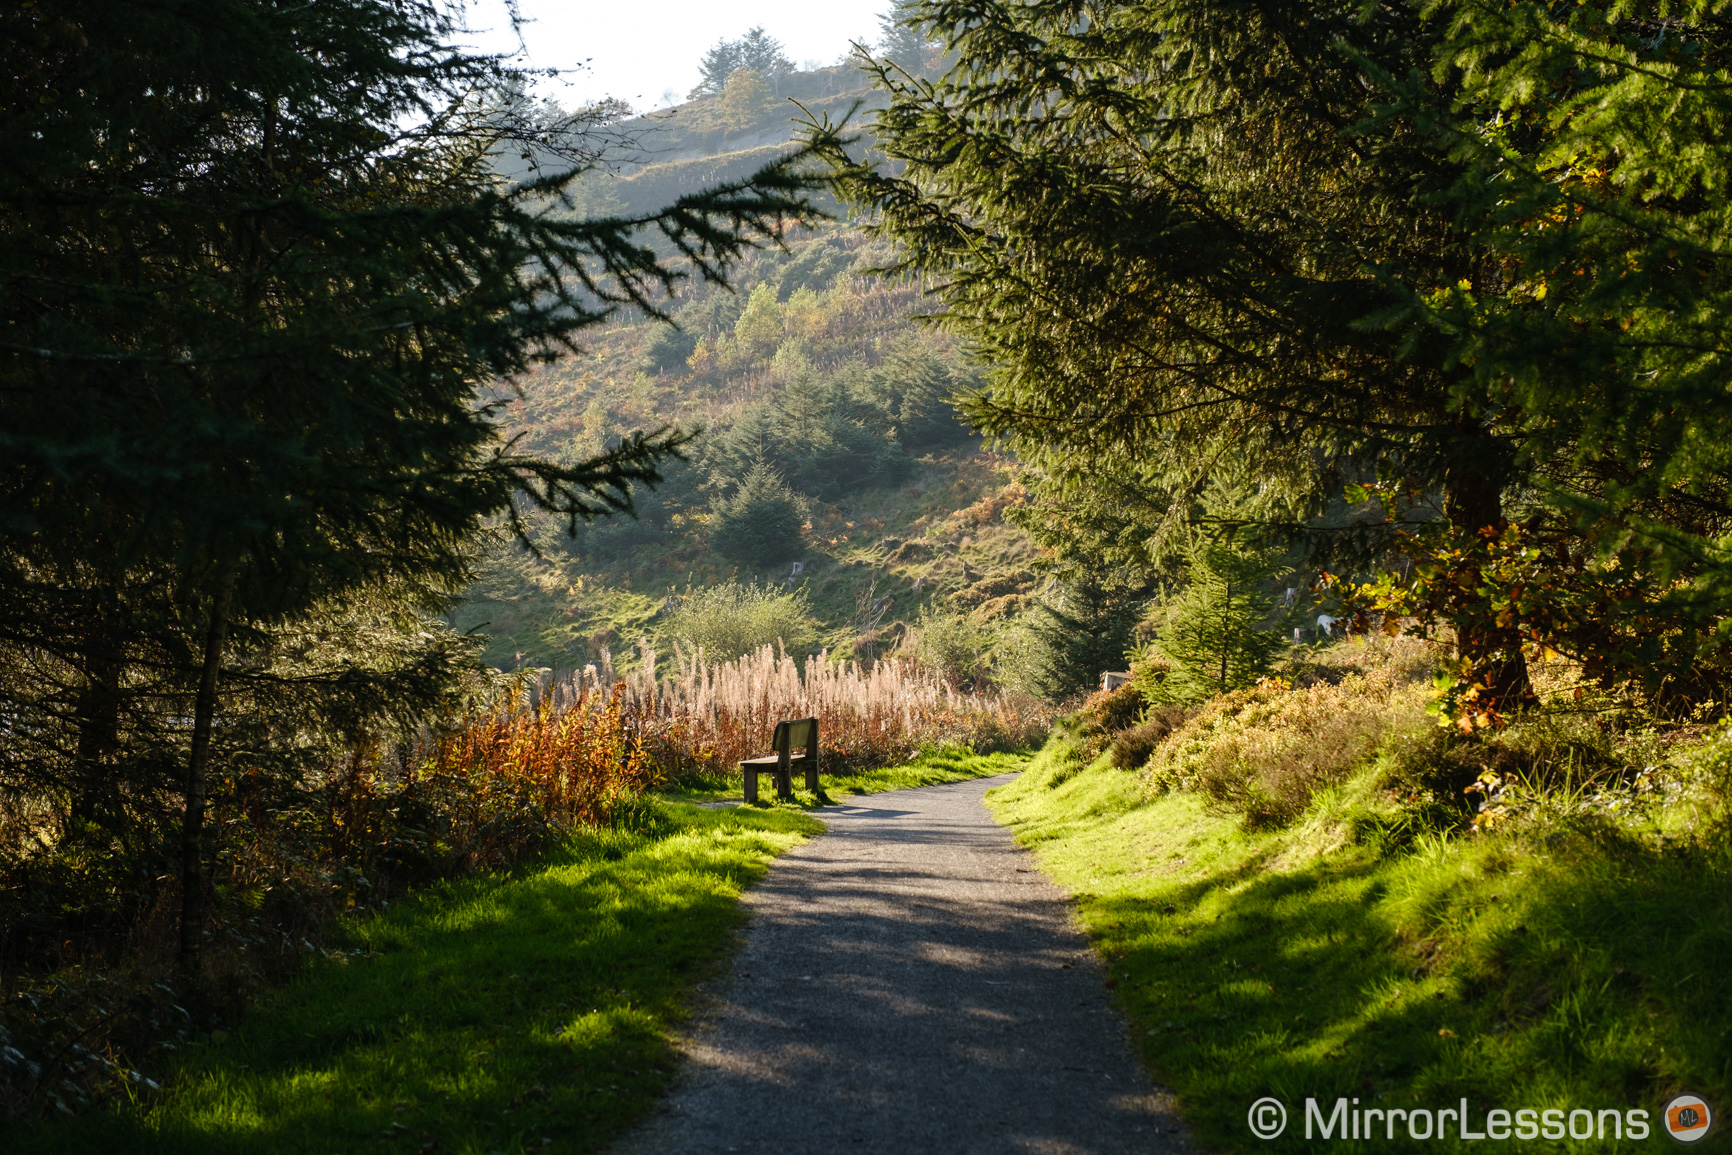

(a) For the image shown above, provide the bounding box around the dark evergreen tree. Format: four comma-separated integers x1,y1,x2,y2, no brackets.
859,342,976,451
644,325,698,374
1150,495,1290,703
1356,0,1732,704
709,464,808,565
704,372,911,500
1026,577,1148,700
691,28,793,100
1008,457,1185,585
0,0,827,970
736,27,795,85
811,0,1537,709
877,0,941,74
691,38,745,99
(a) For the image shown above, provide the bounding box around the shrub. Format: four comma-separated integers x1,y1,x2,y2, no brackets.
719,66,775,131
1671,720,1732,820
1079,681,1147,732
1146,669,1427,828
663,580,818,662
0,677,654,1124
1108,705,1189,769
1067,681,1148,760
906,609,992,689
1379,709,1667,833
989,616,1053,699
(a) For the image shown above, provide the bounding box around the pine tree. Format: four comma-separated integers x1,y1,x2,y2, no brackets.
1025,577,1148,700
1151,530,1288,704
862,342,976,451
691,39,744,99
1356,1,1732,703
736,27,794,85
691,28,793,100
809,0,1537,703
0,0,828,971
877,1,939,74
709,464,807,565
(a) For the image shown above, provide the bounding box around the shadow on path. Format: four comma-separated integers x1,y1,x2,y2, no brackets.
613,776,1188,1155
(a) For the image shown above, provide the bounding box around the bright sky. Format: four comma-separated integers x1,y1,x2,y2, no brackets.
464,0,896,113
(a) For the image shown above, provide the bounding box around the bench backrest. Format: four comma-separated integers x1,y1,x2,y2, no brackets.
773,717,818,762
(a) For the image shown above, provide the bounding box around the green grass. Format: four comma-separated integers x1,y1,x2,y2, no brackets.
18,801,822,1155
986,741,1732,1153
658,742,1028,807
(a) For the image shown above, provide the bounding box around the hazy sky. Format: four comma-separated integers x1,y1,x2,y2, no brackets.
465,1,897,113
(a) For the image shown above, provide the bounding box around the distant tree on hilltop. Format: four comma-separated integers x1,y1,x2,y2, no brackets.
720,68,777,131
737,27,794,82
692,40,742,99
877,0,941,74
691,27,793,99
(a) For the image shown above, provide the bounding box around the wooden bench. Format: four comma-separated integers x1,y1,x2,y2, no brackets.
740,717,819,802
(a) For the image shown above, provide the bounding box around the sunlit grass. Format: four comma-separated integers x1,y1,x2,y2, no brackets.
18,802,821,1155
987,741,1732,1153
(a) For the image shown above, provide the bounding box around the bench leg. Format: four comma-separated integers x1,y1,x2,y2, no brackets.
774,768,793,800
742,767,758,804
804,763,819,792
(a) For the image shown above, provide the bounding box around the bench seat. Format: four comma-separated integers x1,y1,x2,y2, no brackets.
740,718,819,802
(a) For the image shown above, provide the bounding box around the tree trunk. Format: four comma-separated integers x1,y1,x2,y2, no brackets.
1444,454,1534,714
71,592,123,835
1219,581,1232,687
178,579,233,978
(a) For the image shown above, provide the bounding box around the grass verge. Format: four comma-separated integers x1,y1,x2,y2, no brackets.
17,801,821,1155
659,742,1028,807
986,742,1732,1153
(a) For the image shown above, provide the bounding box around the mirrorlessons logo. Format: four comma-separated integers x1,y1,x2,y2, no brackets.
1245,1094,1715,1142
1666,1095,1714,1144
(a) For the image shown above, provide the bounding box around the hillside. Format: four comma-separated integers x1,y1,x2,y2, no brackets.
549,65,885,219
458,74,1040,676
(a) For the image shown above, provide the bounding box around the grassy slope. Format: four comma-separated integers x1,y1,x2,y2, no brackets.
18,750,1019,1155
986,744,1732,1153
460,445,1035,674
20,803,820,1155
464,155,1040,673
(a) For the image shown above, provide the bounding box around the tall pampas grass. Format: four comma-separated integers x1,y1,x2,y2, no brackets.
532,642,1052,781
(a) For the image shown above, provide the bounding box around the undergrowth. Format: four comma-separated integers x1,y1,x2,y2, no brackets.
9,800,821,1155
990,638,1732,1152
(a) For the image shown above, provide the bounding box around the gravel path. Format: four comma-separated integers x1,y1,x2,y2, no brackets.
613,774,1188,1155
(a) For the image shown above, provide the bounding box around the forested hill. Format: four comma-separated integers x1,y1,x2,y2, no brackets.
457,70,1042,679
